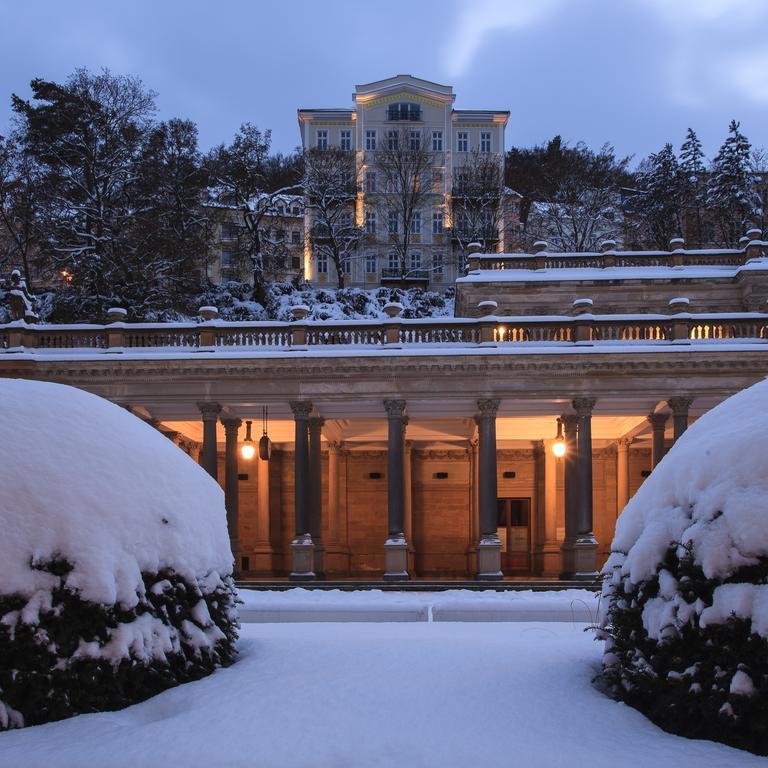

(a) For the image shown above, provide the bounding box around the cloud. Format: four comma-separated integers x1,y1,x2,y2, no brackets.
444,0,564,77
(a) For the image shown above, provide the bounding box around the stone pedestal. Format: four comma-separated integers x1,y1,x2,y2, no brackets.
476,536,503,581
562,536,599,581
289,533,316,581
383,536,409,581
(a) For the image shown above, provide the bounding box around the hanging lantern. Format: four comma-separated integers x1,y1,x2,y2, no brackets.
259,405,272,461
241,420,255,460
552,417,566,458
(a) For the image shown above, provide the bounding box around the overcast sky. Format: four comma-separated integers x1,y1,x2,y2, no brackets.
1,0,766,165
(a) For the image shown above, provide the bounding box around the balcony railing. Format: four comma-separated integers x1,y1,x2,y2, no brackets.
2,311,766,355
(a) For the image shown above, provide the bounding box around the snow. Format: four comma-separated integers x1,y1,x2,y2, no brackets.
601,378,768,638
0,378,233,608
0,621,759,768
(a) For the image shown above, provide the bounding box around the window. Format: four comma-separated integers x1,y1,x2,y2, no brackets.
432,131,443,151
365,129,377,151
455,170,468,192
388,209,399,234
291,230,300,244
276,228,285,242
410,211,422,235
316,129,328,150
221,223,238,241
387,102,421,121
409,251,422,271
366,251,377,274
387,130,399,150
432,210,444,235
340,129,352,151
220,249,235,268
432,170,443,193
457,131,468,152
388,251,398,271
317,253,328,274
480,132,491,153
433,251,444,275
365,210,377,234
292,204,301,215
340,257,351,276
365,171,376,193
409,130,421,150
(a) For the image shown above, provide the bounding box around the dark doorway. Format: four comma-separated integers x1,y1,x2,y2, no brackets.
497,498,531,573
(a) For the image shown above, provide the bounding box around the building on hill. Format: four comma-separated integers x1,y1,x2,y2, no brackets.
2,228,767,582
298,75,519,290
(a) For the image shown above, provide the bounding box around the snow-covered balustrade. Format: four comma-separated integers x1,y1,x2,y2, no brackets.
2,310,768,354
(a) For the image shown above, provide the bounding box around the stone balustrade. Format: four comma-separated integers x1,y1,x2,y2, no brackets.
1,309,767,353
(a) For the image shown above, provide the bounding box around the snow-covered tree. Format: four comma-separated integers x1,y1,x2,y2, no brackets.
679,128,707,245
707,120,760,246
634,144,684,249
303,146,361,288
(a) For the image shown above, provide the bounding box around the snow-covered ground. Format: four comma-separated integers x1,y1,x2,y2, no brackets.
0,622,760,768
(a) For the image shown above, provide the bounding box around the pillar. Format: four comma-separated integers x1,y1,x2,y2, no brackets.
254,450,275,572
221,417,242,570
383,399,409,581
197,401,221,480
667,397,692,444
327,441,341,545
476,398,502,581
616,437,632,514
538,439,560,577
560,413,579,578
289,400,315,581
308,416,325,578
648,411,669,468
404,441,414,572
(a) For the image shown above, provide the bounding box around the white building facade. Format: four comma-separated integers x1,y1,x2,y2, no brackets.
298,75,510,289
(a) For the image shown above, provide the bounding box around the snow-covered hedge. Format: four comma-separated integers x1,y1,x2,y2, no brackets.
0,380,238,730
598,380,768,755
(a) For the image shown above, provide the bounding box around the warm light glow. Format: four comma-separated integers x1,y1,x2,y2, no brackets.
60,269,73,284
497,325,505,341
241,443,255,460
552,439,566,458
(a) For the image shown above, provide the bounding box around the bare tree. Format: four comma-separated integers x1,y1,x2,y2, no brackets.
303,146,361,288
370,125,436,278
452,148,505,263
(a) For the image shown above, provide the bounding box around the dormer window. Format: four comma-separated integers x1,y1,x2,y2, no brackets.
387,102,421,121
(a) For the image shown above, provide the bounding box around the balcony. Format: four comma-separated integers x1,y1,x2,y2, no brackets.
380,268,430,287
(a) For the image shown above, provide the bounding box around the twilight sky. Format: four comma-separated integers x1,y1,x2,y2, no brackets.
1,0,766,165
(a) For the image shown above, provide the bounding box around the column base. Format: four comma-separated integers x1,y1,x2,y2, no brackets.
475,536,502,581
312,540,325,580
560,535,599,581
289,534,316,581
384,536,410,581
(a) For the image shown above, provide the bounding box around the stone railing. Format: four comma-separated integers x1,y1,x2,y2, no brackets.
2,309,766,354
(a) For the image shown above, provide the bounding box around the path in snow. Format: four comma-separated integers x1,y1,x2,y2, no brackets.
0,623,761,768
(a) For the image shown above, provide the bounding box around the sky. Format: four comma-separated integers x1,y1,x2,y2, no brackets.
1,0,766,166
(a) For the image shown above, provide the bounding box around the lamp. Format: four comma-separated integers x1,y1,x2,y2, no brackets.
241,420,255,460
258,405,272,461
552,417,566,458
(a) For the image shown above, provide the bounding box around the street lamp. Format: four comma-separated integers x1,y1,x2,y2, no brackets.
552,417,566,458
241,420,255,460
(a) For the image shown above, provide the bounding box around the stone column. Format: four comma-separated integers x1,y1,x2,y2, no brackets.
289,400,315,581
383,399,409,580
538,439,560,577
255,451,274,571
476,398,502,581
327,441,341,545
648,411,669,468
308,416,325,578
221,417,242,571
616,437,633,514
197,402,222,480
667,397,693,444
560,413,579,578
404,441,414,571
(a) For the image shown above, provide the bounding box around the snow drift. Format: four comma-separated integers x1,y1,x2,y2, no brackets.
598,378,768,754
0,379,238,729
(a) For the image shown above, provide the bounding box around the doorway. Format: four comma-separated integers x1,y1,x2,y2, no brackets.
497,498,531,573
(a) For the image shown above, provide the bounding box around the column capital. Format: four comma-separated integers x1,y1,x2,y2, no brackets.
571,398,596,416
197,401,222,421
308,416,325,431
560,413,579,431
616,436,634,449
290,400,313,419
667,396,693,415
221,416,242,434
327,440,343,454
477,398,500,417
647,411,669,428
384,399,407,418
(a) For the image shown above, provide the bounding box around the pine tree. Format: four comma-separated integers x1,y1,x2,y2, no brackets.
707,120,759,246
679,128,707,245
635,144,683,250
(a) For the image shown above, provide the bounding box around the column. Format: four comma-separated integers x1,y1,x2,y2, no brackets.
289,400,315,581
383,399,409,581
404,441,414,571
616,437,632,514
538,439,559,577
255,450,275,572
308,416,325,579
469,439,480,576
667,397,692,444
648,411,669,468
327,441,341,545
221,417,242,571
476,398,502,581
197,401,221,480
560,413,579,578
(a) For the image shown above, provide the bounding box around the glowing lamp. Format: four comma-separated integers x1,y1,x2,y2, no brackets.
552,417,566,458
241,420,255,460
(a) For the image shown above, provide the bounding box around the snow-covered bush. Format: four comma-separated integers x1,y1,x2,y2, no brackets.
598,380,768,755
0,380,238,730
